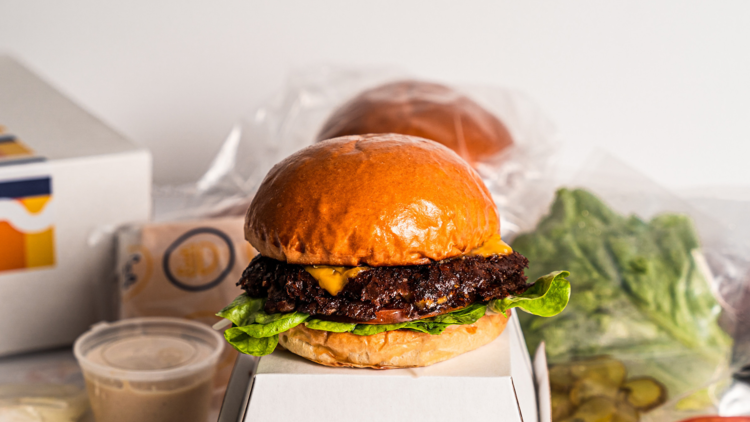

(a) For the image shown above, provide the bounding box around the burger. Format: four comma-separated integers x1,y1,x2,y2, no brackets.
316,80,514,165
216,133,568,368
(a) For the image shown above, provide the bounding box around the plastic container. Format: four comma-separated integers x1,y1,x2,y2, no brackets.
74,317,224,422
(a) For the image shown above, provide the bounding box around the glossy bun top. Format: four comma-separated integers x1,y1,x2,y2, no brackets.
245,133,500,266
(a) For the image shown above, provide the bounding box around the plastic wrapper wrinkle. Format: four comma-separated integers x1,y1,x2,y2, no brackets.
154,67,558,231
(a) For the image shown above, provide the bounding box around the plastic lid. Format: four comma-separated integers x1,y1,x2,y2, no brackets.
74,317,224,382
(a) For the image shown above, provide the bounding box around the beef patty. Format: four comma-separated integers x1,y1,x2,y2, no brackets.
240,252,529,322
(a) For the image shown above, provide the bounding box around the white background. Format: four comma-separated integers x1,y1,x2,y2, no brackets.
1,0,749,191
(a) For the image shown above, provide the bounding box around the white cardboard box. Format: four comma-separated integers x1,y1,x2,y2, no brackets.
0,56,151,356
220,312,547,422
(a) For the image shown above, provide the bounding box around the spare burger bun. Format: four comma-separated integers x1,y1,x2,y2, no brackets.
279,312,511,369
316,80,514,165
245,134,500,267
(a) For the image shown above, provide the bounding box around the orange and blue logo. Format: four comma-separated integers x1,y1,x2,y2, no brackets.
0,176,56,273
0,133,38,164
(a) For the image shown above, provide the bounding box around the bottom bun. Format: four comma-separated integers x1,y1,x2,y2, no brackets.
277,311,511,369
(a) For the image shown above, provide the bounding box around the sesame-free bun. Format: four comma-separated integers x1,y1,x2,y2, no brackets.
278,311,510,369
244,134,499,266
316,80,513,165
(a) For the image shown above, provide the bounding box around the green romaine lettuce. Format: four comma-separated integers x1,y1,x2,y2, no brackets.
216,294,265,326
228,311,309,338
217,294,310,356
223,329,278,356
352,323,407,336
401,323,451,335
511,188,730,368
489,271,571,317
304,319,357,332
304,303,490,336
430,302,488,324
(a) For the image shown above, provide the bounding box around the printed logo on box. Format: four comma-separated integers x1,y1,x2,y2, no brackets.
162,228,236,292
0,176,56,273
0,127,41,165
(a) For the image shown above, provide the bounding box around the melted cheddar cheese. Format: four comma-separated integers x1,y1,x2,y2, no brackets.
304,266,369,296
467,234,513,257
305,234,512,296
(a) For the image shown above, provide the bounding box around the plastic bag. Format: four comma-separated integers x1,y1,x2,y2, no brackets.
155,66,557,230
0,350,90,421
505,152,750,421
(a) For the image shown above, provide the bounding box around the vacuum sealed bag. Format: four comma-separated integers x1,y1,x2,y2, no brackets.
505,153,749,422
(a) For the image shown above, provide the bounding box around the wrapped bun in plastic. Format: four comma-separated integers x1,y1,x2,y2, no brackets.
316,80,514,166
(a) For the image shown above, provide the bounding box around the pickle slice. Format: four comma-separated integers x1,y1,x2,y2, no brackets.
569,356,627,386
621,377,667,411
612,400,639,422
570,374,620,405
552,390,576,421
567,357,625,406
562,397,617,422
550,365,578,392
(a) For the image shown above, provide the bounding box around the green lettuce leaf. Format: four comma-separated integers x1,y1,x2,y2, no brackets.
352,323,407,336
490,271,571,317
217,294,310,356
430,303,487,324
229,311,309,338
402,321,452,335
305,319,357,333
304,303,489,336
216,293,264,326
223,329,279,356
399,303,489,335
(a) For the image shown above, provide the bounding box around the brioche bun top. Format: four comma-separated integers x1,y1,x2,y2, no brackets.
316,80,513,165
244,134,499,266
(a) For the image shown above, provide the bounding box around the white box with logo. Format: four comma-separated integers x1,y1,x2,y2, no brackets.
0,56,151,356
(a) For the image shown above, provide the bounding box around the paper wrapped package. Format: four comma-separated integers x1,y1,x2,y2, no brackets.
116,216,255,403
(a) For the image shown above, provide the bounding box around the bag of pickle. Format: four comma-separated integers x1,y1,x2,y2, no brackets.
505,154,749,422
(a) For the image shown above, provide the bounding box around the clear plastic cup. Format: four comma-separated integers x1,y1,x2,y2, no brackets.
73,317,224,422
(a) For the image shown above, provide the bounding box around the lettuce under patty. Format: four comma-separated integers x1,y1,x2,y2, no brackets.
217,271,570,356
489,270,571,317
309,302,490,336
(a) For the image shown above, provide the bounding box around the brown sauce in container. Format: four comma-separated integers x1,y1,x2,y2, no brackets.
74,319,224,422
85,375,213,422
